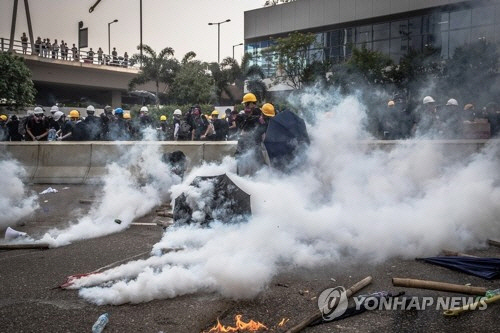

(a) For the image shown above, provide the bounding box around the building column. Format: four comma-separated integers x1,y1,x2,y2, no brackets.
111,90,122,108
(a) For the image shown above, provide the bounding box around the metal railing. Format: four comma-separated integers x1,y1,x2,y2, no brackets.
1,37,136,68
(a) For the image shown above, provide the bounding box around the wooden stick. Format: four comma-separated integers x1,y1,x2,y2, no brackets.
286,276,372,333
488,239,500,248
441,249,478,258
392,278,486,296
157,212,173,218
0,243,50,250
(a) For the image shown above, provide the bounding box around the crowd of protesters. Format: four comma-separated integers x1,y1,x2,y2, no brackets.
19,32,129,67
372,95,500,140
0,102,264,142
1,94,500,142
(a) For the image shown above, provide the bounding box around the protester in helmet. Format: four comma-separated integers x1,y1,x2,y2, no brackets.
108,107,129,140
83,105,101,140
413,95,439,137
100,105,115,140
158,115,169,140
26,107,49,141
172,109,184,141
486,102,500,137
0,115,9,141
58,110,81,140
439,98,463,138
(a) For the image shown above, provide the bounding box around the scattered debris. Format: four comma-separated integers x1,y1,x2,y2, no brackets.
130,222,157,226
0,243,50,250
92,313,109,333
275,282,289,288
114,219,122,224
5,227,28,240
444,293,500,316
392,277,487,296
62,187,70,190
286,276,372,333
417,256,500,279
174,174,251,226
79,199,97,205
39,187,58,194
157,211,173,218
488,239,500,248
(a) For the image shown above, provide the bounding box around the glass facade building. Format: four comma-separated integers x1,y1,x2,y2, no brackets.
245,2,500,78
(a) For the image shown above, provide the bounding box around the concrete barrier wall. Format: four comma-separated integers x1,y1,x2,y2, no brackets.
0,140,494,184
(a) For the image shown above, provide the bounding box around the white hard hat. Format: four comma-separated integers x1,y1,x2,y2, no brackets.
140,106,148,112
86,105,95,112
173,109,182,116
50,105,59,113
387,100,395,107
34,107,44,115
446,98,458,106
53,111,64,121
423,96,435,104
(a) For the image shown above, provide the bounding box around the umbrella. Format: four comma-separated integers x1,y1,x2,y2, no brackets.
417,256,500,280
263,110,309,171
173,174,251,226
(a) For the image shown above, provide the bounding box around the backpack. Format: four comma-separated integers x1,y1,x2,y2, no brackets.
178,120,191,139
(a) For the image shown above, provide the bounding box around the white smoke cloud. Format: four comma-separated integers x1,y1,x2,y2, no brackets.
70,91,500,305
0,159,39,228
38,138,181,247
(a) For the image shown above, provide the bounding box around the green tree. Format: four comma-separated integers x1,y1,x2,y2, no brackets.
265,31,317,89
0,52,36,109
129,45,179,104
209,57,240,105
168,52,212,105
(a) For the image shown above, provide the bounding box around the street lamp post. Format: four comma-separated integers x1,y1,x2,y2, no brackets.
108,19,118,55
232,42,243,59
208,19,231,63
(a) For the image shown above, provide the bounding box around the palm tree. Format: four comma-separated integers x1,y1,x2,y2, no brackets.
241,53,267,101
129,45,179,104
209,57,236,105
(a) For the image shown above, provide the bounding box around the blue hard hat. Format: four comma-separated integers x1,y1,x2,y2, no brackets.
114,108,123,114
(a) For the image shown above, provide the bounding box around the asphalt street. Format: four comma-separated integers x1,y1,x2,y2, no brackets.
1,184,499,332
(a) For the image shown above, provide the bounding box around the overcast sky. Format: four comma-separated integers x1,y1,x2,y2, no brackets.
1,0,263,63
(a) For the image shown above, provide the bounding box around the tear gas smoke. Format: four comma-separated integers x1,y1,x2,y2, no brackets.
72,91,500,305
39,130,181,247
0,159,38,228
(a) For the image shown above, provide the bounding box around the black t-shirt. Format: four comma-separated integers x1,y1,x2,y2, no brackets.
26,117,49,140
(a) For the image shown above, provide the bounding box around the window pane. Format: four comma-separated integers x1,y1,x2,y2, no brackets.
409,16,422,35
409,35,422,52
449,29,470,56
339,28,354,45
373,40,390,53
439,12,449,31
356,25,372,43
450,9,471,30
440,31,449,59
472,6,495,26
471,25,495,42
391,20,408,38
373,23,390,40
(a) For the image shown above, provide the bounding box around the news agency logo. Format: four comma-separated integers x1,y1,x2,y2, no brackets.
317,286,349,321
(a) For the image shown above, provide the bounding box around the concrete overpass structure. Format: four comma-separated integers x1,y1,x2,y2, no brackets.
10,53,160,108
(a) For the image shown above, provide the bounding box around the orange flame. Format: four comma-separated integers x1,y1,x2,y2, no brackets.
277,318,289,327
205,315,268,332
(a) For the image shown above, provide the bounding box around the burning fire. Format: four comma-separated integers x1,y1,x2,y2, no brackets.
278,318,289,327
205,315,268,332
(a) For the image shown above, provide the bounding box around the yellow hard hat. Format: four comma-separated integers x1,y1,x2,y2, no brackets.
261,103,275,117
69,110,79,118
0,115,7,121
160,115,167,121
123,112,131,119
242,93,257,103
211,110,219,116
